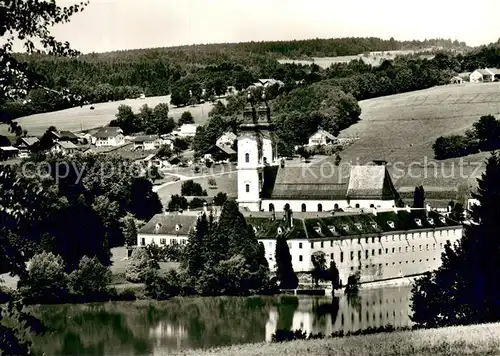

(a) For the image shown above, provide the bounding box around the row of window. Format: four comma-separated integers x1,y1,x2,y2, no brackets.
267,203,367,212
306,238,451,250
348,258,437,271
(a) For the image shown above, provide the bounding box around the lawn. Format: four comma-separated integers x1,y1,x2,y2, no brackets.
171,322,500,356
0,95,218,136
156,171,238,206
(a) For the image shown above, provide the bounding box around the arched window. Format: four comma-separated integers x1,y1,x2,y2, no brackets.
245,153,250,163
370,204,375,208
301,203,306,212
334,204,339,210
318,203,323,212
269,203,275,212
355,203,360,208
245,184,250,193
284,203,290,211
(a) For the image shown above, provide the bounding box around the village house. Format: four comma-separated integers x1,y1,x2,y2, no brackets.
216,131,238,147
50,141,79,155
203,144,237,162
50,130,79,144
93,127,125,147
15,137,39,158
172,124,198,138
0,146,19,160
131,135,163,151
307,128,337,147
469,68,500,83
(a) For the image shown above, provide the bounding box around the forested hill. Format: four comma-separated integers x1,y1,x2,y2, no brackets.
82,37,468,59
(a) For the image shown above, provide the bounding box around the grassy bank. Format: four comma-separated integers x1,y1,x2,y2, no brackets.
171,323,500,356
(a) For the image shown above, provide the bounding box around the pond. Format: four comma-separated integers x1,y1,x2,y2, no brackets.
31,285,413,356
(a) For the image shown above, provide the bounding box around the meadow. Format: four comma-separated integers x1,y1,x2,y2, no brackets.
0,95,216,136
171,322,500,356
277,49,436,68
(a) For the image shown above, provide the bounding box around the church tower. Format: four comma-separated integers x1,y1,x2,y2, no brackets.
237,89,276,211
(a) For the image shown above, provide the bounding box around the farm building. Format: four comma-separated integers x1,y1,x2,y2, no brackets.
15,137,39,157
131,135,163,151
93,127,125,147
203,144,237,162
51,141,79,155
172,124,198,138
216,131,238,147
0,146,19,160
307,128,337,147
470,68,500,83
51,130,79,144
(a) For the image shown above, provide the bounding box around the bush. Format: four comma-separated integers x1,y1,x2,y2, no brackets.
68,256,112,297
125,248,159,283
181,180,207,196
18,252,69,303
213,192,227,206
144,268,182,300
189,197,207,209
167,194,189,212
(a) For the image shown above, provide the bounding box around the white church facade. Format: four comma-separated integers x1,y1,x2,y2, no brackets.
236,93,399,213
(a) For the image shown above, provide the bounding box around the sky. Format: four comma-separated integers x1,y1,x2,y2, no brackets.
46,0,500,54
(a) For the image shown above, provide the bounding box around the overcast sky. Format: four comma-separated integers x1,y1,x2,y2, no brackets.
48,0,500,53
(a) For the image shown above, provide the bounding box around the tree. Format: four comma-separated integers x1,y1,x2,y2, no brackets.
413,185,425,209
179,111,195,126
208,177,217,189
412,153,500,327
189,197,207,209
170,86,190,107
275,235,299,289
111,104,143,134
344,270,361,295
328,261,341,290
157,144,173,159
146,103,176,135
213,192,228,206
68,256,111,297
125,247,159,283
18,252,69,304
121,213,138,246
147,164,163,182
167,194,189,212
181,180,207,196
311,251,327,287
472,115,500,150
182,214,210,279
334,153,341,166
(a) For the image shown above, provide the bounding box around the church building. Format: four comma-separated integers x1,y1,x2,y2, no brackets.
236,92,400,213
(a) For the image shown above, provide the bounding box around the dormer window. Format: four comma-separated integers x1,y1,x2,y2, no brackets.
155,223,162,232
328,225,336,234
439,217,446,224
427,218,435,225
314,226,322,234
343,224,350,232
371,222,378,229
277,227,283,235
387,221,395,229
175,224,181,232
415,218,422,227
354,223,363,230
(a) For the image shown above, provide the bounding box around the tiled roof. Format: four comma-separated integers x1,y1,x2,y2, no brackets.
263,164,396,200
138,213,199,236
310,129,336,141
245,210,461,240
347,165,396,199
94,127,123,138
56,141,78,149
19,137,39,147
132,135,159,142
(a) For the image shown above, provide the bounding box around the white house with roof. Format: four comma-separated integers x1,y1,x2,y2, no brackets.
307,128,337,147
50,141,79,155
172,124,198,138
216,131,238,147
131,135,164,151
15,137,39,157
93,127,125,147
470,68,500,83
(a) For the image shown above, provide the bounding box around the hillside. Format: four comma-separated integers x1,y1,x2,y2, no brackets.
332,82,500,194
172,322,500,356
0,96,216,136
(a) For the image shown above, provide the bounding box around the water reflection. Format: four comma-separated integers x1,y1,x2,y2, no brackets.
31,286,412,356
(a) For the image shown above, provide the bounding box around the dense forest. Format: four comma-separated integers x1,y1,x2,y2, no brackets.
2,37,500,126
